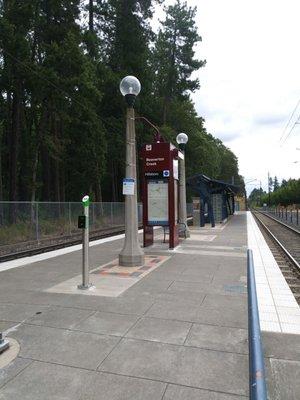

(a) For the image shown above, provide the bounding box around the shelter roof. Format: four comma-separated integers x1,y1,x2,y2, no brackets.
187,174,240,195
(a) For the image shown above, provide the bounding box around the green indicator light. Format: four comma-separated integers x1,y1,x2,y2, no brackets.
82,195,90,207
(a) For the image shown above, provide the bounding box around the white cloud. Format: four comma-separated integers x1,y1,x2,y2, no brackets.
154,0,300,191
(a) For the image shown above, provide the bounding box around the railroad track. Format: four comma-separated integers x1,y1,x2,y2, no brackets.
0,216,191,263
0,225,128,263
252,210,300,303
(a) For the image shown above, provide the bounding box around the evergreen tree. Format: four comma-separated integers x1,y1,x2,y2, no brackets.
273,176,279,191
153,0,206,124
0,0,244,207
0,0,35,219
99,0,158,200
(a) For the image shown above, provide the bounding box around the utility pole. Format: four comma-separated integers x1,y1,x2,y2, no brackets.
268,172,271,207
259,180,262,206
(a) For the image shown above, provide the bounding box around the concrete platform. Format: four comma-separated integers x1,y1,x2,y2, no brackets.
0,213,299,399
247,211,300,333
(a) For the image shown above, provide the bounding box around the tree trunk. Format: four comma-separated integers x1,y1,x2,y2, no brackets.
89,0,94,32
53,118,60,203
95,178,103,203
41,105,51,201
41,146,51,200
9,81,22,223
0,125,3,225
163,29,177,125
111,160,117,202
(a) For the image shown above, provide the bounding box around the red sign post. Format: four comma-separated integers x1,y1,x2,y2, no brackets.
141,142,180,249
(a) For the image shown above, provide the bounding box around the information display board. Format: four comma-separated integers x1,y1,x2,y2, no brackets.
141,141,180,249
147,180,168,225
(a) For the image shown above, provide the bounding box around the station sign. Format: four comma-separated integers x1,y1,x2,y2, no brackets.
141,142,180,249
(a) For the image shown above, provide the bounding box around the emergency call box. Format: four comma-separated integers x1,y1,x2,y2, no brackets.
141,142,179,249
78,215,87,229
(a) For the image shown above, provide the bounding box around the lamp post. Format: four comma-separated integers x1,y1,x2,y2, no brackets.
176,132,190,238
119,76,145,267
245,179,258,210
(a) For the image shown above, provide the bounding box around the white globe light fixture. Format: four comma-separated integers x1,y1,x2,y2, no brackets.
120,76,141,107
176,132,188,151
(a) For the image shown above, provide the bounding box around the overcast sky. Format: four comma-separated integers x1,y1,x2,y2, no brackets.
154,0,300,194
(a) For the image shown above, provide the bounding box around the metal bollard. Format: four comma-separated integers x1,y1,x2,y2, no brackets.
77,195,93,290
0,332,9,354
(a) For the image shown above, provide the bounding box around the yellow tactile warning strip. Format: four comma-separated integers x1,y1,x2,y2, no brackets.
92,255,167,278
46,255,170,297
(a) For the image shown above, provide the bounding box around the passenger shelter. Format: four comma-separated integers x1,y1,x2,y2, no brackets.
187,174,240,227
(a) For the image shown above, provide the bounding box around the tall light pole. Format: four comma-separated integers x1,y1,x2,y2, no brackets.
259,180,262,206
268,171,271,207
176,132,190,238
119,76,145,267
245,179,258,210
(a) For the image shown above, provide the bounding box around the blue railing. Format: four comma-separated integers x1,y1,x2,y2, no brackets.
247,249,268,400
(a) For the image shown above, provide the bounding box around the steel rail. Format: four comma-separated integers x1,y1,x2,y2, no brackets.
247,249,268,400
252,212,300,271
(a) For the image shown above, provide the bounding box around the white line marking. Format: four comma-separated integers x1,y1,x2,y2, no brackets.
0,227,163,273
0,232,128,272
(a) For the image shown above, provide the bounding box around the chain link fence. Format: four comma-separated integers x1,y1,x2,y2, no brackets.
0,202,129,248
0,202,192,252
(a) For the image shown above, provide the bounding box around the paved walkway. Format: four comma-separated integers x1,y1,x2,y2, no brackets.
0,213,299,399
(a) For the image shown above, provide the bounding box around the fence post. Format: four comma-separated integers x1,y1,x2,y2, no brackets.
68,202,72,235
35,202,39,243
110,202,113,225
0,201,3,225
92,202,95,228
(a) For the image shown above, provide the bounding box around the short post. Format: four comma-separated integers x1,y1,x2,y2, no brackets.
297,209,299,225
78,195,93,290
0,332,9,354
